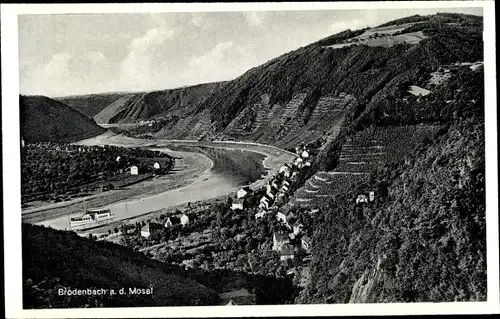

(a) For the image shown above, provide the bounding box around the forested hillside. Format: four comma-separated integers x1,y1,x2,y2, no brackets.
23,224,220,308
95,82,226,124
295,62,485,303
56,93,126,119
20,95,105,143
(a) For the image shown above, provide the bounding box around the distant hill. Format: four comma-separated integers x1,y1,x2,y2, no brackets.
56,93,128,119
93,82,226,125
20,95,106,143
22,223,220,308
107,13,482,151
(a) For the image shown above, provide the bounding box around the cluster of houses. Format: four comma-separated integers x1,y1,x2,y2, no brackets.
229,146,316,261
140,213,190,238
116,155,161,175
356,191,375,205
272,217,312,262
231,146,312,215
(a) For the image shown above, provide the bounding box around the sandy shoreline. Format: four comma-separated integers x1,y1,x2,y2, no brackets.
26,132,295,230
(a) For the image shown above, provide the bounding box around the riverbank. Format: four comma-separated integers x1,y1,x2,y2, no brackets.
27,131,295,231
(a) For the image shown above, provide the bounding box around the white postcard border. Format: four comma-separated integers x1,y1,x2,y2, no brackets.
2,1,498,317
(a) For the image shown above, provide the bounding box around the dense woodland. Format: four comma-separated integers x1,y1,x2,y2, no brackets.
296,59,485,302
21,144,174,203
22,223,219,308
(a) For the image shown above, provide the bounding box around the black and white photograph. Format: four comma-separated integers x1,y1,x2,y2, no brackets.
2,1,499,318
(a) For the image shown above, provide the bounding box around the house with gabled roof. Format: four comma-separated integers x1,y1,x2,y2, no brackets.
273,231,290,251
276,211,288,226
280,244,295,261
255,210,267,220
237,187,251,199
231,198,244,210
164,216,181,228
180,214,190,226
356,194,369,204
301,236,311,252
141,222,162,238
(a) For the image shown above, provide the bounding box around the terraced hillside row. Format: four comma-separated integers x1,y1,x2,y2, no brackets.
293,125,443,205
44,13,482,156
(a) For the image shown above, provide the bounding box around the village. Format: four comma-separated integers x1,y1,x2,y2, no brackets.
95,143,377,305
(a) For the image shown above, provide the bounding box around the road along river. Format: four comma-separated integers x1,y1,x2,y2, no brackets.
30,132,295,230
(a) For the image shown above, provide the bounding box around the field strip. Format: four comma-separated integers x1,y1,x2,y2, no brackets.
325,171,370,175
314,175,328,182
309,181,320,189
305,189,319,194
296,198,313,202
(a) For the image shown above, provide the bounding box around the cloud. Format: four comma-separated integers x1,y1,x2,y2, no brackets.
243,12,267,26
182,41,258,85
329,18,369,34
119,28,176,90
42,52,73,78
83,51,106,63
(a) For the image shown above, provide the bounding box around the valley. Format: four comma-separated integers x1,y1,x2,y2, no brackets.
19,12,487,308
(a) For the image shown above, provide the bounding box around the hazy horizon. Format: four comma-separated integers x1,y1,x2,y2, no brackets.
19,7,482,98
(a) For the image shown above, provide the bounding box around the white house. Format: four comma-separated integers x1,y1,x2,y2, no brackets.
153,162,160,169
271,181,279,189
301,150,310,159
276,211,289,227
259,197,270,209
140,223,161,238
116,156,121,162
279,165,289,174
130,166,139,175
273,232,290,251
295,157,304,166
255,210,267,220
280,245,295,261
237,188,248,199
283,180,291,187
21,139,25,148
140,224,151,238
301,236,311,252
231,198,244,210
293,223,303,236
304,161,311,167
368,191,375,202
309,208,320,215
356,194,369,204
266,184,273,193
266,190,275,199
164,216,180,228
281,185,289,193
180,214,190,226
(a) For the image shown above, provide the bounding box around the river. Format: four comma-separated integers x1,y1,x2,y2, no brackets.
33,132,295,231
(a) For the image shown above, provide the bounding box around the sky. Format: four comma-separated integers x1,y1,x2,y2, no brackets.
18,7,483,97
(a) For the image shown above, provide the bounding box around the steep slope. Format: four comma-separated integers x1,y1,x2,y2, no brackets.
93,82,226,125
295,45,485,303
297,117,485,303
112,13,482,151
56,93,127,119
23,223,220,308
20,95,105,143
